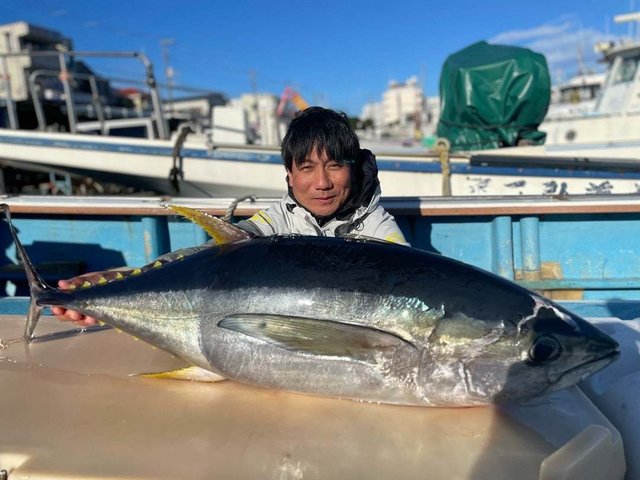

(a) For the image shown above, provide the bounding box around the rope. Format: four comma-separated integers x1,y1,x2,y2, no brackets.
223,195,256,222
169,124,194,193
436,138,452,197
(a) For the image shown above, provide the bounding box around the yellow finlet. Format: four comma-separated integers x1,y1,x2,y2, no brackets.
166,205,253,244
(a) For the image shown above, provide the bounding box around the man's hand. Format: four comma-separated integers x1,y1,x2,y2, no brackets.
52,272,105,326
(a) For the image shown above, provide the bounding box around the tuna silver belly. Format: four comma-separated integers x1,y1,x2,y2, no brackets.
199,288,431,405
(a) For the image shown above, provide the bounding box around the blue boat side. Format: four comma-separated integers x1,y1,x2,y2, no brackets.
1,196,640,318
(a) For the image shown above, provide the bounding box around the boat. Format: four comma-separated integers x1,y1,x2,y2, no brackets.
545,71,605,120
0,193,638,479
3,22,640,198
486,12,640,161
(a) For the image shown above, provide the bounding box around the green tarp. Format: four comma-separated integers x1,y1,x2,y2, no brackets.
436,41,551,152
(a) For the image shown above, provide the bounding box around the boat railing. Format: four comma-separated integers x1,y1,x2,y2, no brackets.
28,68,110,135
0,49,169,139
74,117,157,138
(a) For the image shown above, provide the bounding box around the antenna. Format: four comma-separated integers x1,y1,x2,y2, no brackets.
249,69,260,134
160,37,175,113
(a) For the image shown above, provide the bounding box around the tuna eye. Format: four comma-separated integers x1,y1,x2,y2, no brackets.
529,335,562,363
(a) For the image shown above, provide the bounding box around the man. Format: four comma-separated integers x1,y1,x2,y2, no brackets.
237,106,407,243
54,107,407,325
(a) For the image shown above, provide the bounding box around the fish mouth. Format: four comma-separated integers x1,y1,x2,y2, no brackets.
554,349,620,386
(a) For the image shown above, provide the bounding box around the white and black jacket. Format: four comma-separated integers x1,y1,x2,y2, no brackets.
237,150,409,245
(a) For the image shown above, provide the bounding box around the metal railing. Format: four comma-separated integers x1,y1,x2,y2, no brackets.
28,68,108,134
0,50,169,139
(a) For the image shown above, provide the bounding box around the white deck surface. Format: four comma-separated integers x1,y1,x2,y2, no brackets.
0,315,628,479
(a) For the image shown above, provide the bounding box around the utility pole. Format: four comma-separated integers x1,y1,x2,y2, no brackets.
160,37,175,114
249,69,259,137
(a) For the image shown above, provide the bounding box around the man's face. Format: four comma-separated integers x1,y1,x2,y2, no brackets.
287,148,352,217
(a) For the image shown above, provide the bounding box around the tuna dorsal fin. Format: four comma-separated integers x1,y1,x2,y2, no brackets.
137,365,227,383
219,314,411,359
166,205,253,244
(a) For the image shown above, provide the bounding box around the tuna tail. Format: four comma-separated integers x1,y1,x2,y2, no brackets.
0,204,52,342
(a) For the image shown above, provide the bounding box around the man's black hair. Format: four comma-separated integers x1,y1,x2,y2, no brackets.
281,106,360,170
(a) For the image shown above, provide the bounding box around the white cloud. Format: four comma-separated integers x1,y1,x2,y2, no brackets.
489,16,621,81
490,19,574,44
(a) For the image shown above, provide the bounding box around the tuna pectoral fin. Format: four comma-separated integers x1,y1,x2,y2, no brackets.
219,314,410,359
166,205,253,244
138,366,227,383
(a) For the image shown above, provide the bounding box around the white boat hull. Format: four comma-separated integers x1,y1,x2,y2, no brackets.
1,128,640,197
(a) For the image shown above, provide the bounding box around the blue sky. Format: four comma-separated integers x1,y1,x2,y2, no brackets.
1,0,637,115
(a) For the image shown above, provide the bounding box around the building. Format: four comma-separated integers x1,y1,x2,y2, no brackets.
164,92,227,125
358,101,384,140
382,76,423,137
360,76,440,143
0,21,72,103
230,93,282,145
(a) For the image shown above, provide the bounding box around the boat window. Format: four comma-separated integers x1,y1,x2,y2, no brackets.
559,86,600,103
612,57,638,84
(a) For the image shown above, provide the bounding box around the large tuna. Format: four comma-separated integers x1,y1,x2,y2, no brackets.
1,204,619,406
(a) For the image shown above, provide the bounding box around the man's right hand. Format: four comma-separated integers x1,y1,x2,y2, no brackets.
52,273,104,326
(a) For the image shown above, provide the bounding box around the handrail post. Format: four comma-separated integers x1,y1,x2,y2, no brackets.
0,54,19,129
137,52,169,140
142,216,171,263
521,216,541,281
58,52,77,133
28,70,48,130
491,216,514,280
88,75,107,135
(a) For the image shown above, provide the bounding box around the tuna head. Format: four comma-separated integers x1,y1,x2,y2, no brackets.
504,300,620,401
417,296,620,406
